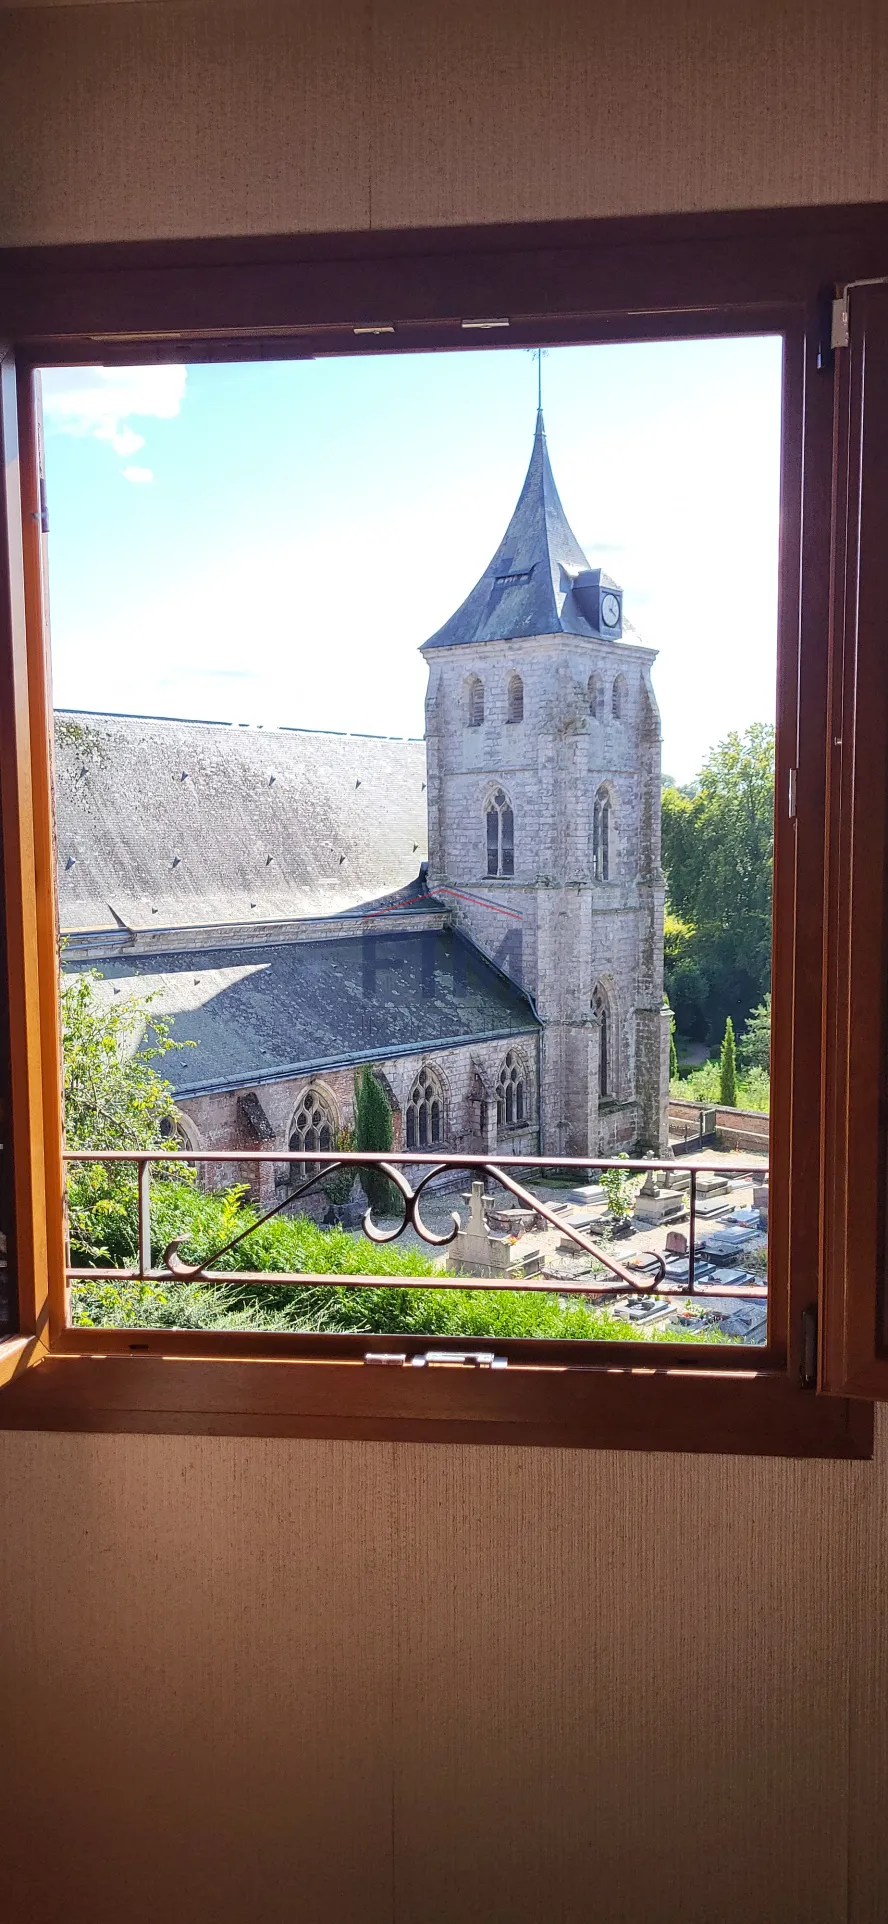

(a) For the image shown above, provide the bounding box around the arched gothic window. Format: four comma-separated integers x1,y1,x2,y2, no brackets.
612,673,628,721
466,674,485,727
507,673,524,723
486,788,515,877
289,1086,337,1174
593,787,613,881
591,986,611,1099
587,672,604,720
159,1111,200,1153
497,1050,528,1128
405,1065,444,1149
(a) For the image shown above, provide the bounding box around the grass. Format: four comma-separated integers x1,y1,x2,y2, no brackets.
70,1182,726,1343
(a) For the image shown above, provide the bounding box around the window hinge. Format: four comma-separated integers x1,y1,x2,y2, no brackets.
787,766,797,820
831,294,850,351
800,1304,818,1390
365,1350,508,1369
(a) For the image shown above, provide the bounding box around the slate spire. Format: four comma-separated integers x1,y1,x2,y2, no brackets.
422,410,621,650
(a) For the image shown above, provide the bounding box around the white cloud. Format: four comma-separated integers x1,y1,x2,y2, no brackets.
95,424,146,458
40,366,185,476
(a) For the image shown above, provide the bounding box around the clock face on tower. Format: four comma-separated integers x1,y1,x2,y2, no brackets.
600,591,621,630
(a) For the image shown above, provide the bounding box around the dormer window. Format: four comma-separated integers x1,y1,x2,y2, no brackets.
494,567,534,587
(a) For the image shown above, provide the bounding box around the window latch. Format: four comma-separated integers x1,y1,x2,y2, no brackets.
365,1350,508,1369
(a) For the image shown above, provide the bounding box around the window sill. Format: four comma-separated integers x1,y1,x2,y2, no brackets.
0,1342,872,1456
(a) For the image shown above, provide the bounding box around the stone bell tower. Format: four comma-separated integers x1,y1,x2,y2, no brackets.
420,411,669,1155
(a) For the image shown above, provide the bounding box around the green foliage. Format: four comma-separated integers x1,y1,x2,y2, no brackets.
719,1016,738,1107
321,1127,357,1208
353,1065,398,1214
61,969,192,1264
740,993,772,1074
72,1191,722,1343
662,724,774,1042
600,1155,643,1226
669,1057,770,1114
666,1000,679,1081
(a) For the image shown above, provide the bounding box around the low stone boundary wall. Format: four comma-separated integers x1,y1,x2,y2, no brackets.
668,1098,769,1154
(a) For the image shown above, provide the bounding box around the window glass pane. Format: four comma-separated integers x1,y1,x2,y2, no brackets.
43,334,778,1349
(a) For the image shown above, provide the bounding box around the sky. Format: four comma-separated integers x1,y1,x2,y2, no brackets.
40,336,782,785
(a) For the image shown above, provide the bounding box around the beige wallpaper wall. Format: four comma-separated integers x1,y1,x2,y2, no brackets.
1,0,888,246
1,1419,887,1924
3,2,888,1919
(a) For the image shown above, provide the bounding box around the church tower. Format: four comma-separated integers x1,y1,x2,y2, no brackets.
421,412,669,1156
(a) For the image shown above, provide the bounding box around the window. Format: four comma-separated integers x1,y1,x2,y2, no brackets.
507,673,524,723
593,787,612,881
466,674,484,726
588,672,604,720
591,987,610,1098
497,1051,528,1128
289,1086,336,1173
405,1065,443,1148
0,211,882,1458
612,673,627,721
486,789,515,876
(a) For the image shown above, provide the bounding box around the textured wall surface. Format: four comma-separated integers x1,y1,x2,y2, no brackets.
1,0,888,245
1,1419,887,1923
3,2,888,1919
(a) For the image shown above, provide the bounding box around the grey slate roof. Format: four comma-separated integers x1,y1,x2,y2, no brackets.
66,929,539,1095
422,411,620,650
54,712,428,932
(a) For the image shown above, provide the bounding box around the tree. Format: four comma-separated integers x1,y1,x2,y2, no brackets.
353,1065,398,1215
669,1015,679,1083
661,724,774,1041
61,969,184,1150
740,992,772,1073
60,969,190,1263
719,1016,738,1107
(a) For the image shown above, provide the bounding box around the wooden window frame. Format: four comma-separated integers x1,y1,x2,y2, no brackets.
0,204,884,1453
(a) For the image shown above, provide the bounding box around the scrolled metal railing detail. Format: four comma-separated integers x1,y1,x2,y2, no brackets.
63,1149,768,1303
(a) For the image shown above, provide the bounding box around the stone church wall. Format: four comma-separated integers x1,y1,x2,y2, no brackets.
176,1032,541,1213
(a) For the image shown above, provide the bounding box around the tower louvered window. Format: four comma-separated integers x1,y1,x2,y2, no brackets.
466,675,485,726
507,673,524,723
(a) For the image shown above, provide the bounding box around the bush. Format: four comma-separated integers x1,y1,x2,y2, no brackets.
72,1194,724,1343
600,1156,644,1226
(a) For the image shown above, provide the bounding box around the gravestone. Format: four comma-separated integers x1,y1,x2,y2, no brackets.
447,1182,542,1279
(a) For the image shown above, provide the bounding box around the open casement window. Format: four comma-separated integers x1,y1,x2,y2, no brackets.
820,280,888,1401
0,210,886,1455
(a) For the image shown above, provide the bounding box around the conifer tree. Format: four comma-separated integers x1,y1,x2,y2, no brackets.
665,997,678,1082
353,1066,398,1214
719,1016,738,1107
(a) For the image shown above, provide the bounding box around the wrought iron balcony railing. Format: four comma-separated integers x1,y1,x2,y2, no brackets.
63,1150,769,1305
